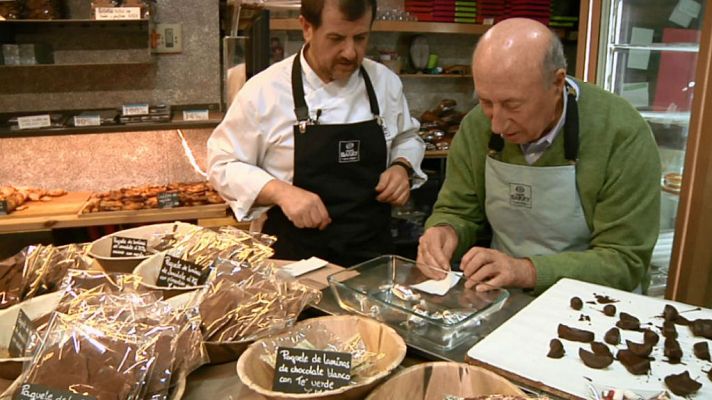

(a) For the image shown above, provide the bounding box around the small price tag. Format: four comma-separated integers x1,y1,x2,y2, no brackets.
95,7,141,20
8,309,36,358
156,254,208,288
15,383,96,400
73,113,101,127
110,236,148,257
17,115,51,130
272,347,351,394
182,109,210,121
157,192,180,208
122,103,149,116
0,200,7,215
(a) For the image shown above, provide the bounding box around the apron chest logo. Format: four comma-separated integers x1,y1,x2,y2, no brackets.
509,183,532,208
338,140,360,163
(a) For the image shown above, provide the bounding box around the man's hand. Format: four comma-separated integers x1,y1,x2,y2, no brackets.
460,247,537,292
258,180,331,230
416,225,458,279
375,163,411,207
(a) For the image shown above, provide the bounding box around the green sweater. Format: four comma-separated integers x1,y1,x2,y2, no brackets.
425,79,661,294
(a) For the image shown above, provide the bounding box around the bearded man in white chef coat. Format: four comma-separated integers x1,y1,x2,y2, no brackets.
208,0,426,266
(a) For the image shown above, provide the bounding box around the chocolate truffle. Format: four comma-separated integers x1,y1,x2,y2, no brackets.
570,297,583,311
664,371,702,396
642,329,659,346
616,312,641,331
591,342,613,358
626,339,653,357
617,349,651,375
547,338,564,359
662,320,678,339
604,327,621,345
693,341,710,361
664,337,683,363
690,319,712,339
662,304,678,322
579,348,613,369
603,304,616,317
558,324,595,343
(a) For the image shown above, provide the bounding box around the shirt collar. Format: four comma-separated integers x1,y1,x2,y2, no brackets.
521,77,579,156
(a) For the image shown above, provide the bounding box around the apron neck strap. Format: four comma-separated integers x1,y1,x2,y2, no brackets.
487,81,580,163
291,48,380,122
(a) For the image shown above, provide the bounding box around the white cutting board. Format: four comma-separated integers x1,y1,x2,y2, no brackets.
467,278,712,399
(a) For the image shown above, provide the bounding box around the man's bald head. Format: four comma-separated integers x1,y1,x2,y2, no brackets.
473,18,566,86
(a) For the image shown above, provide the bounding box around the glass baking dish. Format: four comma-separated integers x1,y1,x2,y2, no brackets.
328,255,509,350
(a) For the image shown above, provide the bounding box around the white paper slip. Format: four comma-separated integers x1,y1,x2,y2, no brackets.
411,271,462,296
282,257,328,277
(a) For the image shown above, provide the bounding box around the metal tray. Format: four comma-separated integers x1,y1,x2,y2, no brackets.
328,255,509,350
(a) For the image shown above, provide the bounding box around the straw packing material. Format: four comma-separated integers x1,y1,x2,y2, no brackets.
366,362,528,400
237,315,406,400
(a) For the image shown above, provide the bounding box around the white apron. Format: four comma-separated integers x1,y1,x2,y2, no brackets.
484,81,591,258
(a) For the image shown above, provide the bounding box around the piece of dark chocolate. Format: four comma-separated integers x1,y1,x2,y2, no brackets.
591,342,613,358
578,314,591,322
594,294,618,304
547,338,564,359
604,327,621,345
693,341,710,361
664,337,683,363
617,349,651,375
642,329,659,346
570,296,583,311
626,339,653,357
558,324,595,343
690,319,712,339
616,312,641,331
603,304,616,317
662,320,678,339
579,348,613,369
664,371,702,396
662,304,678,322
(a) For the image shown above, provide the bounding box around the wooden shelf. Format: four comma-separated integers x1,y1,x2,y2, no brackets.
425,150,448,158
270,18,490,34
400,74,472,78
0,110,223,138
0,202,229,233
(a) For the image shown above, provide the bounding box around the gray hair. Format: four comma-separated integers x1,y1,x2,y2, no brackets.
543,34,567,83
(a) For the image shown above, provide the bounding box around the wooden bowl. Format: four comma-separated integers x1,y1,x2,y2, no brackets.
88,222,200,273
236,315,406,400
366,361,526,400
132,252,206,299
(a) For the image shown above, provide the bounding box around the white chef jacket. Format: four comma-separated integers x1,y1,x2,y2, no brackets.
207,49,426,221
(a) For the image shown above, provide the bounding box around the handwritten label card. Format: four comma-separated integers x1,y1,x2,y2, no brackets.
17,115,51,130
95,7,141,20
121,103,149,116
156,255,207,288
182,110,210,121
8,309,36,357
272,347,351,394
110,236,148,257
15,383,96,400
157,192,180,209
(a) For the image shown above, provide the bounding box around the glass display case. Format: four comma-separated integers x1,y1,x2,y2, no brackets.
596,0,707,296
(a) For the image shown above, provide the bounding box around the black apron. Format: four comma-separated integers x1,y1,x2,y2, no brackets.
262,53,393,266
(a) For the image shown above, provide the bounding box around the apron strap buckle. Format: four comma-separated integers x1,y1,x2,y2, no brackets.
298,120,308,134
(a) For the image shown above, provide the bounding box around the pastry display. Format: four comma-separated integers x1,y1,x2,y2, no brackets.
0,185,67,214
81,181,224,213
